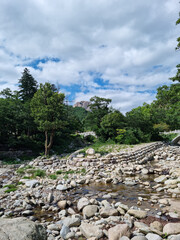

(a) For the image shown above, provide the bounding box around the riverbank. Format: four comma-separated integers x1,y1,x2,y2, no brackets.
0,142,180,239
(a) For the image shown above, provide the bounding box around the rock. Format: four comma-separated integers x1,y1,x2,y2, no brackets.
60,215,81,227
47,224,61,231
168,212,179,218
77,197,90,211
150,221,163,232
60,225,70,239
100,207,119,218
169,235,180,240
141,168,149,174
25,180,39,188
22,210,34,216
57,200,67,209
158,199,169,205
80,222,103,239
154,175,167,183
131,237,147,240
108,224,130,240
83,205,98,218
124,181,137,186
47,193,54,203
0,217,47,240
163,223,180,235
56,184,68,191
127,209,147,218
86,148,95,155
164,179,178,185
146,233,162,240
119,237,130,240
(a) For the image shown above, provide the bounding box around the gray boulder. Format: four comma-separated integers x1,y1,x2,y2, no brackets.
0,217,47,240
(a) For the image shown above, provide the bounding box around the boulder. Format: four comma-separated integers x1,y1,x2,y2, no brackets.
77,197,90,211
154,175,167,183
25,180,39,188
0,217,47,240
128,209,147,218
108,224,130,240
146,233,162,240
80,222,103,239
150,221,163,232
83,205,98,218
100,207,119,218
163,223,180,235
86,148,95,155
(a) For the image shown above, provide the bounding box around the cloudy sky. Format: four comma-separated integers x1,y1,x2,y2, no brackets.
0,0,179,113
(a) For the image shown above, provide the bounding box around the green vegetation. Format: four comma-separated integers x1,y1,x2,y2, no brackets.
0,10,180,158
49,174,57,180
56,168,86,175
17,167,45,178
3,184,18,193
80,139,132,155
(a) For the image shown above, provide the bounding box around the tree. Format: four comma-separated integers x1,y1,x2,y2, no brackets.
31,83,65,155
19,68,38,101
169,11,180,82
100,110,126,140
85,96,111,136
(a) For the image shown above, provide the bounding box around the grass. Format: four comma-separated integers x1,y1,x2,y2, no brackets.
160,133,178,142
49,174,57,180
56,168,86,175
3,184,18,193
79,139,133,155
16,167,46,179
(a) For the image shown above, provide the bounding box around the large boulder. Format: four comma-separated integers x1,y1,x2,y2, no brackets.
163,223,180,235
127,209,147,218
83,205,98,218
80,222,103,239
108,224,130,240
0,217,47,240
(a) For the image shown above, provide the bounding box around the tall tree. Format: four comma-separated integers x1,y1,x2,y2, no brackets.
169,11,180,82
18,68,38,101
85,96,111,137
31,83,65,155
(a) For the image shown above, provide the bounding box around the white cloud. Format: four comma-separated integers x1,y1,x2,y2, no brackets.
0,0,179,112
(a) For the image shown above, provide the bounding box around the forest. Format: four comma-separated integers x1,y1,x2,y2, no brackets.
0,11,180,157
0,67,179,156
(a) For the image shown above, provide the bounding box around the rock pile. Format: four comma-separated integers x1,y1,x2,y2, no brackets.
0,143,180,239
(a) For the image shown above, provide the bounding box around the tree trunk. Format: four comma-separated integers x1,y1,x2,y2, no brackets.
45,130,54,156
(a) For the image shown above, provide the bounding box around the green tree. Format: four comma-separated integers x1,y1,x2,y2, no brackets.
151,84,180,130
170,11,180,82
31,83,65,155
100,110,126,140
85,96,111,136
19,68,38,101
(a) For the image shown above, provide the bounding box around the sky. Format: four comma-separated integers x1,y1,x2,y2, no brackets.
0,0,179,113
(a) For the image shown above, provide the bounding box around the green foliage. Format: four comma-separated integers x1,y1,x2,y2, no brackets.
84,96,111,136
3,184,18,193
101,111,126,140
31,82,65,155
63,174,68,180
49,174,57,180
18,68,38,101
116,129,126,143
153,123,170,132
56,170,63,174
29,169,46,178
160,133,178,142
17,167,45,178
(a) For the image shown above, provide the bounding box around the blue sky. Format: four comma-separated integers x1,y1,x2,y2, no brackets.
0,0,179,113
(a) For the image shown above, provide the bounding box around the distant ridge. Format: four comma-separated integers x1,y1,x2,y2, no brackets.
73,101,91,111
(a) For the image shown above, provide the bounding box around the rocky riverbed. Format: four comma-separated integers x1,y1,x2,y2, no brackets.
0,142,180,240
